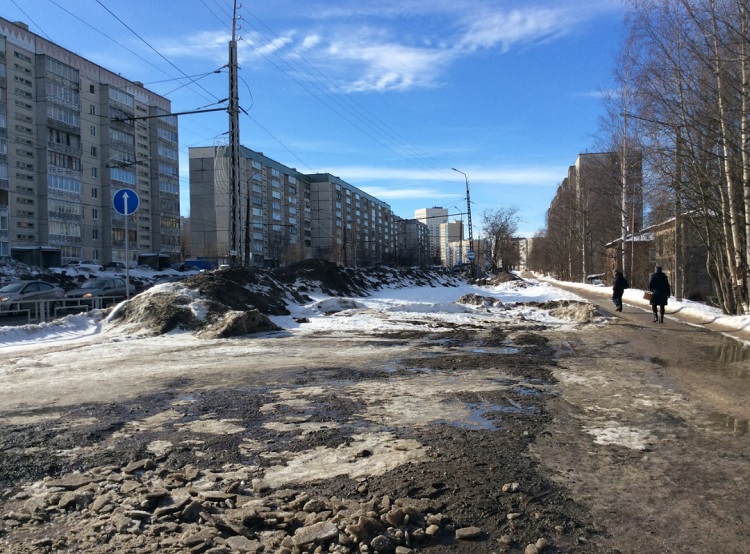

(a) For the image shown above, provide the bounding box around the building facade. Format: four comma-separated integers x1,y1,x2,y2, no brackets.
395,217,429,267
414,206,448,265
545,152,643,282
0,18,180,267
440,220,464,267
189,145,398,267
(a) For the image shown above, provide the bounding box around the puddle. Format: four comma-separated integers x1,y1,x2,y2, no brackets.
707,412,749,436
432,401,537,430
710,337,750,365
469,347,521,355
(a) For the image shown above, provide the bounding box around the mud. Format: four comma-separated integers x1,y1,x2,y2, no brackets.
1,269,750,553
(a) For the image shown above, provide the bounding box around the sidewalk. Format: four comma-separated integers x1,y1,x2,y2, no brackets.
538,276,750,345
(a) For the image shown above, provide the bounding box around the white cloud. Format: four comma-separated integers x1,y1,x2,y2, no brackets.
457,7,575,53
359,187,459,200
325,165,565,185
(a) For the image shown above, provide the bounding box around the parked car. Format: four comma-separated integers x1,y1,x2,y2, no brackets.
103,261,127,271
65,277,135,307
66,259,104,272
0,280,65,315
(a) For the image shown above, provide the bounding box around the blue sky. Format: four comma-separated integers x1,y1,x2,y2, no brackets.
5,0,626,237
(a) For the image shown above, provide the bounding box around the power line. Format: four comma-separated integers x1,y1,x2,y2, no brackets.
94,0,221,103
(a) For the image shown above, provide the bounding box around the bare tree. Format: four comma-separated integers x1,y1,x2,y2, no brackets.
481,207,521,271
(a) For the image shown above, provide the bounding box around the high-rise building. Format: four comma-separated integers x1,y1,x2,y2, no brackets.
545,152,643,281
414,206,448,265
189,146,397,267
0,18,180,267
440,220,464,267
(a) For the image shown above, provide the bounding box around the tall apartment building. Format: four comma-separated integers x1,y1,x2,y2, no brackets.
439,220,464,267
546,152,643,281
394,217,429,267
414,206,448,265
189,145,398,267
0,18,180,267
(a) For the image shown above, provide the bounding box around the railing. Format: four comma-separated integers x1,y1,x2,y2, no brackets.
0,295,127,325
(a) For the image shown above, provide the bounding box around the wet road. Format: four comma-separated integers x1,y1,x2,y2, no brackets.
531,279,750,552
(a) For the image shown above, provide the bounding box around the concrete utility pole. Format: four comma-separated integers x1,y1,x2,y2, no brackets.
228,0,241,265
451,168,474,275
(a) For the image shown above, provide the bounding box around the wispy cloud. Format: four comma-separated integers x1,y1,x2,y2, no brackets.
359,187,460,200
160,2,613,93
324,165,565,185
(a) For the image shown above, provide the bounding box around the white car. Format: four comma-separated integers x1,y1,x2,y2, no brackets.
66,259,104,272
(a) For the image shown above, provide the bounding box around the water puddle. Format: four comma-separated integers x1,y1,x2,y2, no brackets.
433,401,538,431
707,412,749,436
710,337,750,366
469,347,521,355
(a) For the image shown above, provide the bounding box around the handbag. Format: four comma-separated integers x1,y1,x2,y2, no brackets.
643,291,653,301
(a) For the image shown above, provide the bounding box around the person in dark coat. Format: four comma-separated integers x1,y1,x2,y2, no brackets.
612,268,628,312
648,265,671,323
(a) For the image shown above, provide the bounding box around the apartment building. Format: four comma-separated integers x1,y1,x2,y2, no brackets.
308,173,396,267
394,217,429,267
414,206,448,265
545,151,643,282
440,219,464,267
0,18,180,267
189,146,398,267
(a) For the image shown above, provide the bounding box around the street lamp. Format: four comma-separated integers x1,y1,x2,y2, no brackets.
451,168,474,275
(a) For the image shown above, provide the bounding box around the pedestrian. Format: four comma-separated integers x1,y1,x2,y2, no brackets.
648,265,671,323
612,268,628,312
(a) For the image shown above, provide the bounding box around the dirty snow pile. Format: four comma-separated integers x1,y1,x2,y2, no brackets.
0,261,592,347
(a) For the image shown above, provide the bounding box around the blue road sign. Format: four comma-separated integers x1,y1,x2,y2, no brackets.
467,249,476,261
113,188,139,216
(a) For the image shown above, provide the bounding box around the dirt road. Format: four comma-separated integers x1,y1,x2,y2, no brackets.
0,280,749,553
533,282,750,552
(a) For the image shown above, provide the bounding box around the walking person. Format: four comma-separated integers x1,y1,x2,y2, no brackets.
612,268,628,312
648,265,671,323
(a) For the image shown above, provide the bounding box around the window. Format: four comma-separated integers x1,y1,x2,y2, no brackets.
91,125,96,136
89,105,96,115
92,208,98,220
91,167,98,178
92,187,98,198
90,84,95,94
92,229,99,240
91,146,97,157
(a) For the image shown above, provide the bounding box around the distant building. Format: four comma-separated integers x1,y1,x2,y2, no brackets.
606,217,714,302
395,217,429,267
189,145,397,267
440,220,464,267
415,207,448,265
546,152,643,282
0,18,181,267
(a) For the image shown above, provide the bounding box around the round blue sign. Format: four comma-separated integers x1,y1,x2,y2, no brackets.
113,188,140,216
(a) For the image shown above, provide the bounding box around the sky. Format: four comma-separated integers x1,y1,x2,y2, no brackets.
4,0,628,237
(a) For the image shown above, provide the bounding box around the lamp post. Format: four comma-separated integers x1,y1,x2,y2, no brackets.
451,168,474,276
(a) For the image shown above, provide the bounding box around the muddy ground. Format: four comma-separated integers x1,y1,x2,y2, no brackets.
1,266,749,554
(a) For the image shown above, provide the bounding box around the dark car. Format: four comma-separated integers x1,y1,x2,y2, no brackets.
65,277,136,308
0,280,65,314
104,261,127,272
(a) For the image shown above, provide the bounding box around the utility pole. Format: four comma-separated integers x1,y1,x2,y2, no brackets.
228,0,241,265
451,168,475,276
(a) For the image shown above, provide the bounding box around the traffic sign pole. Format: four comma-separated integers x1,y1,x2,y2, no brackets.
112,189,140,300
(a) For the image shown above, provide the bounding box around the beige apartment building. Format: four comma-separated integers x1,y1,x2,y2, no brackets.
440,220,464,267
0,18,180,268
414,206,448,265
189,145,399,267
